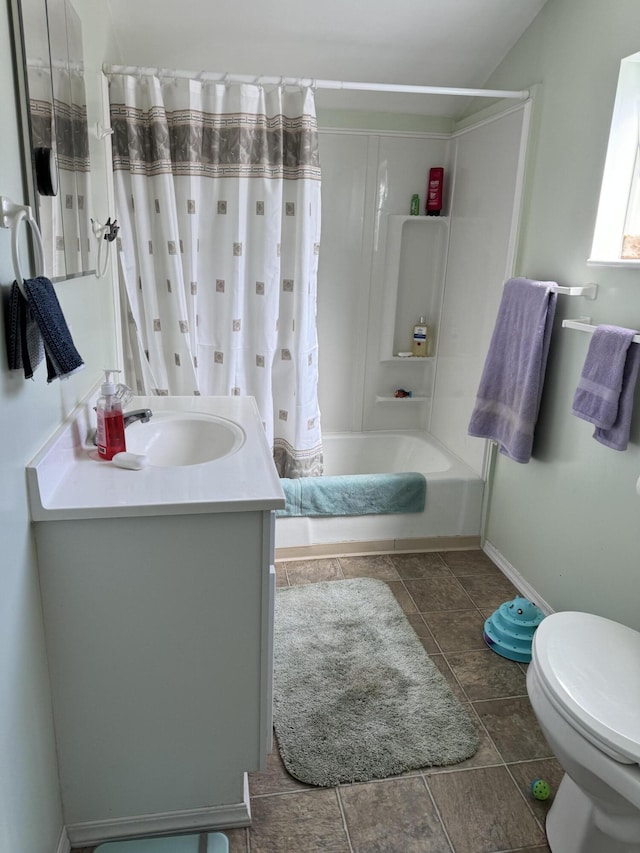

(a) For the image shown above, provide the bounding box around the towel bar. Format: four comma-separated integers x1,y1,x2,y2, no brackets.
0,196,45,296
562,318,640,344
550,283,598,300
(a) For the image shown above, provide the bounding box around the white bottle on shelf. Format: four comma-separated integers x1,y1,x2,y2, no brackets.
411,317,429,357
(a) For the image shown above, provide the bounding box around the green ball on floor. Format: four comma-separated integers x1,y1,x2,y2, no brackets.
530,778,551,800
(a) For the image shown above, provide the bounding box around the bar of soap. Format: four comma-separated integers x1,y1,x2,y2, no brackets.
112,452,148,470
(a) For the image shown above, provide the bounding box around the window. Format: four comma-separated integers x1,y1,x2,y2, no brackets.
622,146,640,258
590,51,640,267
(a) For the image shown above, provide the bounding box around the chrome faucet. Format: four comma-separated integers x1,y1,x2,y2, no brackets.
91,408,153,445
123,408,153,428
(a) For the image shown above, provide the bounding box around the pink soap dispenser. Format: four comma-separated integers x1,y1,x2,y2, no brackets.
96,369,126,460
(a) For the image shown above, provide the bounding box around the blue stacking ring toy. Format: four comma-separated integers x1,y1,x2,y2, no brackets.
483,596,544,662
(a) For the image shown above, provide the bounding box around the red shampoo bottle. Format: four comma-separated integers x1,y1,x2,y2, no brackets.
426,167,444,216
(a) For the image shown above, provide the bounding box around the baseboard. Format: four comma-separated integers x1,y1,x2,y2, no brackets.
56,826,71,853
483,540,555,615
65,780,251,846
275,535,481,561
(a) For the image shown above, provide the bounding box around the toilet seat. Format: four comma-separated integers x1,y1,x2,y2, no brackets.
532,611,640,765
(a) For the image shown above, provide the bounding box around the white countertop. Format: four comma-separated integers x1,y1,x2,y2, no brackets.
27,393,285,521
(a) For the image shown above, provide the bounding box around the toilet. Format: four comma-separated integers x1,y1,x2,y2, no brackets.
527,611,640,853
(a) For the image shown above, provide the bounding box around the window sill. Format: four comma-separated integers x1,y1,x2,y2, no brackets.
587,258,640,268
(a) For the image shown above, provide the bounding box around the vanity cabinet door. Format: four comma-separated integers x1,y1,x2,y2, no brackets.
35,509,271,826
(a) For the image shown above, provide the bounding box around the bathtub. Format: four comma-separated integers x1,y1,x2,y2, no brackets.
275,430,484,554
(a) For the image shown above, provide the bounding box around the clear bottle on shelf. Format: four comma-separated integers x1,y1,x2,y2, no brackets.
411,317,430,357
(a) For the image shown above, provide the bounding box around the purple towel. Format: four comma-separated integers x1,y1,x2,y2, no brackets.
570,325,640,451
571,325,636,430
468,277,557,463
593,343,640,450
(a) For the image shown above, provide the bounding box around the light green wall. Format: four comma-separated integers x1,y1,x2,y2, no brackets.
482,0,640,630
0,0,117,848
317,108,453,134
3,4,639,847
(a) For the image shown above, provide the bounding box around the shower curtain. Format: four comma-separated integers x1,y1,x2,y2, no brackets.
109,73,323,477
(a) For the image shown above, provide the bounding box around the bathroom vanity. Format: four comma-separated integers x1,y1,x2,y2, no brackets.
26,394,284,846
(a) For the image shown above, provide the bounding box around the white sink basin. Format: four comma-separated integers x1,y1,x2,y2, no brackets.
125,412,245,467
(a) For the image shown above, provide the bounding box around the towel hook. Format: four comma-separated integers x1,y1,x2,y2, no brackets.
91,216,119,279
95,121,114,140
0,197,45,296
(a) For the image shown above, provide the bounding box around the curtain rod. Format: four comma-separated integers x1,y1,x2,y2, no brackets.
102,65,529,101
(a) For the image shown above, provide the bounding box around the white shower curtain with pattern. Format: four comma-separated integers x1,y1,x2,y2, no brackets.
109,73,323,477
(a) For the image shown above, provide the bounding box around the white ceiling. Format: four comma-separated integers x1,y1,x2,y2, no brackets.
104,0,548,116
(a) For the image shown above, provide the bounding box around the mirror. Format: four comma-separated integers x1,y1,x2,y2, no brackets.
10,0,95,281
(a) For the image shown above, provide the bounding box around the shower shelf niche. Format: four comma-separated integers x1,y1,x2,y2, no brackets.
380,355,435,363
375,394,428,403
379,214,449,362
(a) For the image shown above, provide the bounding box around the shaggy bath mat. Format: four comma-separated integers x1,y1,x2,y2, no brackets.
273,578,479,786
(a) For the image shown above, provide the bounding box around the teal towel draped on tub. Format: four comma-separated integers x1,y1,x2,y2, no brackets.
276,472,426,517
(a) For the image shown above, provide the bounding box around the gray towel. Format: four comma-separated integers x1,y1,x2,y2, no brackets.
20,276,84,382
468,277,557,463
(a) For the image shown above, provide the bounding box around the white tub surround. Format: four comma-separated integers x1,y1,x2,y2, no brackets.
275,430,483,553
26,393,284,844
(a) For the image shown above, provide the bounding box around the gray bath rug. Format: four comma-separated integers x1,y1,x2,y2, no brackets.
273,578,479,786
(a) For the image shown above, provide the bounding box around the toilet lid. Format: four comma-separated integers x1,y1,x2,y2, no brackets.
533,611,640,763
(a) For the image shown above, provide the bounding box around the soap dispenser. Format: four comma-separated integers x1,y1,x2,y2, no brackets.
96,369,126,460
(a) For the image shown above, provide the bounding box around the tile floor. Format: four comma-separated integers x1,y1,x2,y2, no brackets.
73,550,562,853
